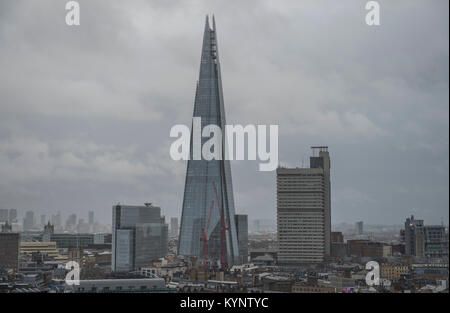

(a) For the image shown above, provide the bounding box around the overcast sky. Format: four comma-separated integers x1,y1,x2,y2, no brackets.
0,0,448,227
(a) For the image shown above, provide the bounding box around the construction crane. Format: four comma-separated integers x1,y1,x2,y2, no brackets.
212,180,228,270
200,180,229,271
201,199,215,271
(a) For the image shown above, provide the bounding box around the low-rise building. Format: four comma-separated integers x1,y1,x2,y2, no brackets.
292,283,335,293
20,242,59,259
381,264,409,280
64,278,168,293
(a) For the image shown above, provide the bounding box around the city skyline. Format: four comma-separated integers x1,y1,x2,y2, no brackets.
0,0,448,227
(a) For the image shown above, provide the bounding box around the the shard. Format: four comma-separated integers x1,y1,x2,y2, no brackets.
178,16,240,268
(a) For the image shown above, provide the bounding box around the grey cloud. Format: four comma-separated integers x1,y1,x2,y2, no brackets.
0,0,448,226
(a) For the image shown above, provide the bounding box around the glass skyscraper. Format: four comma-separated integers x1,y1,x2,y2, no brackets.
178,16,240,268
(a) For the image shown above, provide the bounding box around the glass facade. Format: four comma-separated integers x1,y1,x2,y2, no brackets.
112,205,168,272
178,16,240,267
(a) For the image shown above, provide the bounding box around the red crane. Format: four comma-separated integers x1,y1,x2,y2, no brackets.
200,180,228,271
212,180,228,270
201,199,215,271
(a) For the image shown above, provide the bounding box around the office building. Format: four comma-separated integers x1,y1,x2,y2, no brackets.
0,231,20,271
40,214,47,228
170,217,179,238
112,204,168,272
51,212,62,232
405,215,425,257
9,209,17,223
423,225,448,258
277,146,331,264
404,215,448,258
23,211,35,231
0,209,8,223
178,16,241,267
355,221,363,236
65,214,77,233
88,211,94,225
235,215,249,264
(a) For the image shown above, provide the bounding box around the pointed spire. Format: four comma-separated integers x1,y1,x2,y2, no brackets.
205,14,210,30
212,14,216,31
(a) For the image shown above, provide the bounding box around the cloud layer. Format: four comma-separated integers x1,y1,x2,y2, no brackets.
0,0,448,226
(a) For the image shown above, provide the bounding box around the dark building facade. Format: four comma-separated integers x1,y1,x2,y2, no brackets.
235,214,248,264
0,232,20,271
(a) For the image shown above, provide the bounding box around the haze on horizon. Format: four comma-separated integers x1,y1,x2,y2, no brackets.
0,0,448,227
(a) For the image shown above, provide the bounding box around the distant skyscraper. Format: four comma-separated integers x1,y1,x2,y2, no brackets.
88,211,94,225
355,221,364,236
9,209,18,223
66,214,77,233
178,16,241,268
40,214,47,228
277,147,331,264
112,203,168,272
170,217,179,238
51,212,62,232
0,209,8,223
23,210,35,231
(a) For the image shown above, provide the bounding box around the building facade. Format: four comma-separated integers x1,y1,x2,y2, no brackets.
381,264,409,280
0,232,20,271
405,215,425,257
276,147,331,264
355,221,363,236
23,211,35,231
405,215,448,258
178,16,241,267
112,204,168,272
170,217,179,238
235,214,248,264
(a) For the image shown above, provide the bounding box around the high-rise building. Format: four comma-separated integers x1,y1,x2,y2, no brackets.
23,210,35,231
423,225,448,258
40,214,47,228
235,214,248,264
51,212,62,232
112,203,168,272
9,209,18,223
405,215,425,257
170,217,179,238
355,221,363,236
405,215,448,258
277,146,331,264
65,214,77,233
0,226,20,271
178,16,241,268
88,211,94,226
0,209,8,223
